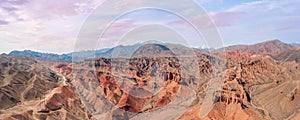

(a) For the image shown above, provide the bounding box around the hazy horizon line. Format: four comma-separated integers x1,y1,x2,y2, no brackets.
2,39,299,55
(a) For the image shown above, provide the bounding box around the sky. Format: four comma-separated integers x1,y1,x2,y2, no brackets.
0,0,299,54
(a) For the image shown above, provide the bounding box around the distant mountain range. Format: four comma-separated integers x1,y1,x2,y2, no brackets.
8,47,123,62
9,50,72,62
8,39,300,63
8,43,146,62
219,40,295,55
8,41,193,62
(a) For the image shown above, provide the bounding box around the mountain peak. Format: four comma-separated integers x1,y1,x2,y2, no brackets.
131,43,174,58
267,39,281,42
261,39,286,45
139,40,165,45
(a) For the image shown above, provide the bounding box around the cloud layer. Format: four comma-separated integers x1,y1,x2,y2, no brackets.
0,0,299,53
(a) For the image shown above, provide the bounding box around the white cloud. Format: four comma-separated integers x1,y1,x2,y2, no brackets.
228,0,300,14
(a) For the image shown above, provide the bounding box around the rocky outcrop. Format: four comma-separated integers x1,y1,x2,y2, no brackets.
180,52,300,120
93,57,182,113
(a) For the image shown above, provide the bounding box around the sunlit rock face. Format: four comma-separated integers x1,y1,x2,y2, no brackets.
92,44,181,113
94,57,181,113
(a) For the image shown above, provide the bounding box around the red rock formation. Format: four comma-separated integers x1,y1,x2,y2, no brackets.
179,54,300,120
94,57,181,113
1,41,300,119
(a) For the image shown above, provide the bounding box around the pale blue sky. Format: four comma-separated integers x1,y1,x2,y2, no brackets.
0,0,299,54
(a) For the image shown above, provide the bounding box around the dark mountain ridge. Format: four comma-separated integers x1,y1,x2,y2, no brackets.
8,40,300,63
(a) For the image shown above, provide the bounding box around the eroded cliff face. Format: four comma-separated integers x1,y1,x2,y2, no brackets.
94,57,182,113
53,51,300,120
180,52,300,120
